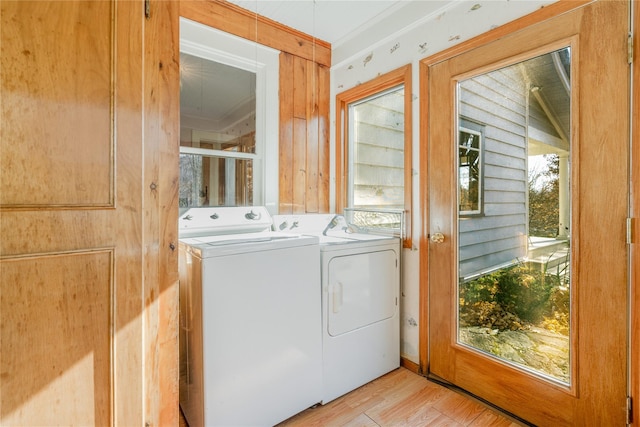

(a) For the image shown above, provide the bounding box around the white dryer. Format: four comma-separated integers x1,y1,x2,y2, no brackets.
273,214,401,404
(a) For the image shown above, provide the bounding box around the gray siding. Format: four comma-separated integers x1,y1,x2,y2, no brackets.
458,67,528,279
351,90,404,209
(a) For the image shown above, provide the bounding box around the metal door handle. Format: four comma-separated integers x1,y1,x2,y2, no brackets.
430,232,445,243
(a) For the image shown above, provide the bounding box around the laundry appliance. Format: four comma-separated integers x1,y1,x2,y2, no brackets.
179,206,322,427
273,211,401,404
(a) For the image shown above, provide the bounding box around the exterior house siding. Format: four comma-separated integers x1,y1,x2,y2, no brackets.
458,66,528,280
352,95,405,209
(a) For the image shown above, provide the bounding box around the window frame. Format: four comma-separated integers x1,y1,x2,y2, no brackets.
336,64,412,247
179,17,280,210
457,119,485,217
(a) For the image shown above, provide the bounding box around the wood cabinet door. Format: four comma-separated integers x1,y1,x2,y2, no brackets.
426,1,629,424
1,1,179,425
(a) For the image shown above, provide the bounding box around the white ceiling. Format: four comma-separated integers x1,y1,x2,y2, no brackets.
181,1,455,139
227,0,406,45
182,1,412,137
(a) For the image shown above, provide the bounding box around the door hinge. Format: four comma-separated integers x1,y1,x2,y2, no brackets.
627,396,633,425
628,218,635,245
628,33,634,64
144,0,150,19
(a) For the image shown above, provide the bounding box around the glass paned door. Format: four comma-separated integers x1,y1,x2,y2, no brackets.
425,2,629,424
457,48,572,385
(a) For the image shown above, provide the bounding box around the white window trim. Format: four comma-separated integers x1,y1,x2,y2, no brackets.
458,125,483,216
179,17,280,213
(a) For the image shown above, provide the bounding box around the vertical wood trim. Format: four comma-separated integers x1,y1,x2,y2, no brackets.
423,58,457,383
293,117,307,214
157,0,181,422
631,1,639,424
143,0,180,425
305,61,319,213
293,56,307,119
292,56,311,213
418,59,430,375
292,56,307,213
402,65,413,249
279,53,294,214
318,64,330,213
335,93,346,214
114,1,144,424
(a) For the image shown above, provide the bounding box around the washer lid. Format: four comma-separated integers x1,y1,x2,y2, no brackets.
182,232,319,257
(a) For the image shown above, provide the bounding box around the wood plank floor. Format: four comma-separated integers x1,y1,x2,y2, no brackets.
181,367,526,426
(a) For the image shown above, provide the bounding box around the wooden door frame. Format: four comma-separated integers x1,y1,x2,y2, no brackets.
418,0,638,421
631,1,639,422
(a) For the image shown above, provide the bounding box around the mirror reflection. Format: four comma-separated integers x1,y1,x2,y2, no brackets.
457,47,572,384
179,52,256,208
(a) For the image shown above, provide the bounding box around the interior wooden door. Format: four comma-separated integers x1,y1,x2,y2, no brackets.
426,1,629,424
0,1,179,425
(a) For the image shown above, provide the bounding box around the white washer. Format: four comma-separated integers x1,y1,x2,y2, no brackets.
273,214,400,404
179,207,322,427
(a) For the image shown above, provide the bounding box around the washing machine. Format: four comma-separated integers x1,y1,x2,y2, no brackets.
273,213,401,404
179,207,322,427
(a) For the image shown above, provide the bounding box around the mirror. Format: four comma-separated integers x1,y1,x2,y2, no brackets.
179,52,256,208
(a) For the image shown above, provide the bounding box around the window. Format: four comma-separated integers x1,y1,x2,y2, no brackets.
348,86,405,210
179,18,279,211
336,65,412,245
458,119,484,215
179,139,255,208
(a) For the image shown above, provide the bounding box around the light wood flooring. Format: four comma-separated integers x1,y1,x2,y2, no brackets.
180,367,526,426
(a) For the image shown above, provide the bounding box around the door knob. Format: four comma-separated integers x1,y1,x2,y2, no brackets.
430,232,445,243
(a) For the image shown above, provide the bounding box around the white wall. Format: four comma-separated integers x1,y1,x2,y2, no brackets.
329,0,555,364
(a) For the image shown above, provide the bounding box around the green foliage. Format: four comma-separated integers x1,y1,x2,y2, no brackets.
529,154,560,238
459,262,567,331
541,286,570,334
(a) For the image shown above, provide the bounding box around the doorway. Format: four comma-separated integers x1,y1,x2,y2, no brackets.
422,1,630,424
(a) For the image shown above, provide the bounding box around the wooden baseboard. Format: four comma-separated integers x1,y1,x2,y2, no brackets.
400,357,421,375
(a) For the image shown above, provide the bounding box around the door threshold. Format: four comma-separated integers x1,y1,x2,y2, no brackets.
425,373,535,427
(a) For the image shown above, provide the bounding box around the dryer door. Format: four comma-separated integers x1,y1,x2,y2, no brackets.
327,249,398,336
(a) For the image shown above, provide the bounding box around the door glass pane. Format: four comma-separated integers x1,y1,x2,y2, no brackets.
457,47,571,384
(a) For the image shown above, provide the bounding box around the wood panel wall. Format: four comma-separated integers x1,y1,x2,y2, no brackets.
180,0,330,214
279,53,330,214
